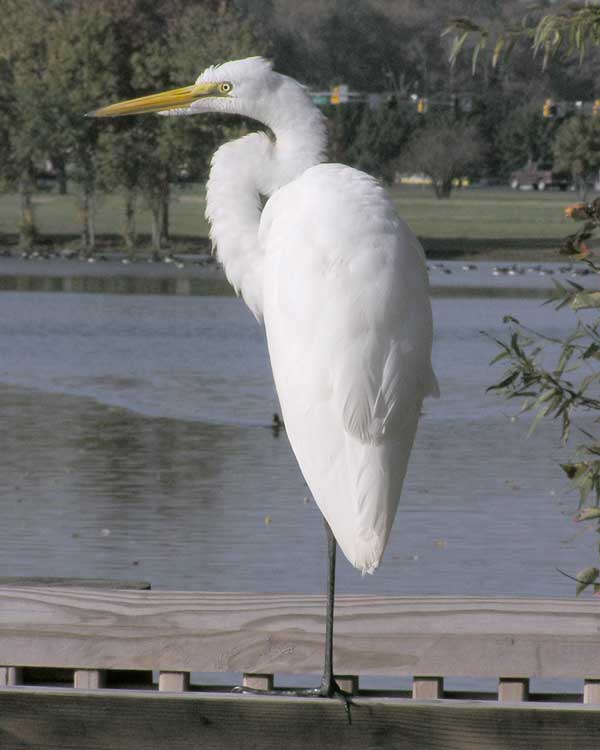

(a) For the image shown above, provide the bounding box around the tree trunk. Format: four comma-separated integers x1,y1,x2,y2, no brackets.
87,190,97,253
161,187,170,244
80,190,90,254
151,202,163,259
55,158,67,195
434,179,452,199
124,190,137,256
18,169,37,250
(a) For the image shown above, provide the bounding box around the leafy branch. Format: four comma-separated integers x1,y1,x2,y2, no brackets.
445,4,600,70
488,198,600,593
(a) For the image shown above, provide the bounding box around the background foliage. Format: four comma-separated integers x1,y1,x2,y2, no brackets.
1,0,600,252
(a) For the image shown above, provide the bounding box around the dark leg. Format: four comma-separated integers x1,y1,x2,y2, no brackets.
319,518,338,695
232,517,352,721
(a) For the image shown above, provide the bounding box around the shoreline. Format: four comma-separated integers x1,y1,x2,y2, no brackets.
0,255,588,299
2,248,570,264
0,242,570,281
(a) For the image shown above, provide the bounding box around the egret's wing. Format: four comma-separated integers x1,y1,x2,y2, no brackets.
260,164,436,572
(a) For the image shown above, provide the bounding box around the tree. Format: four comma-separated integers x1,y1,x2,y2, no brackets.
553,115,600,200
401,116,484,198
94,0,269,255
496,103,555,178
158,1,269,250
0,61,13,194
84,0,169,254
97,126,147,254
46,3,121,254
346,102,418,184
0,0,55,249
128,31,175,255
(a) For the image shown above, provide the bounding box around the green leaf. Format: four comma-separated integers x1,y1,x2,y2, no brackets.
520,398,533,413
579,473,595,504
487,370,519,391
561,463,578,479
489,350,510,366
527,404,551,437
575,566,599,595
535,388,557,407
582,343,600,360
471,40,483,74
492,37,505,67
572,291,600,310
574,507,600,521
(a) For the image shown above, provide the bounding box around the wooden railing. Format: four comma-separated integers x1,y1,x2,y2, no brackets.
1,584,600,748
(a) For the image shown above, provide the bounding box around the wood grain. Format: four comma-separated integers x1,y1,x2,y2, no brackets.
498,678,529,702
159,672,190,692
585,680,600,705
413,677,443,699
2,687,600,750
0,578,150,589
242,673,273,690
74,669,106,689
1,589,600,679
336,675,359,695
0,668,21,687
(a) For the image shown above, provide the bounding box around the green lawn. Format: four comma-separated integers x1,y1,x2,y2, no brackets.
0,186,211,252
0,183,582,260
390,186,578,259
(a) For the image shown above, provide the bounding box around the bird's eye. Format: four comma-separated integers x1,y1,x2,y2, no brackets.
219,82,232,94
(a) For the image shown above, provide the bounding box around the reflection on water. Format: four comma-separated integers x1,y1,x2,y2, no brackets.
0,291,274,425
0,384,315,591
0,272,233,297
0,258,588,298
0,269,592,598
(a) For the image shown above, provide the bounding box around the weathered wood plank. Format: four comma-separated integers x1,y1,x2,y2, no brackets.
1,589,600,678
585,680,600,704
2,687,600,750
498,678,529,702
0,668,21,686
337,675,359,695
242,673,273,690
413,677,443,699
0,578,150,589
74,669,106,689
159,672,190,692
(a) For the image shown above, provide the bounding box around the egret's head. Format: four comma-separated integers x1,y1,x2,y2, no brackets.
89,56,292,125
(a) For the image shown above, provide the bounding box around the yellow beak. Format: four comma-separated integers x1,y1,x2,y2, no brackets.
88,82,218,118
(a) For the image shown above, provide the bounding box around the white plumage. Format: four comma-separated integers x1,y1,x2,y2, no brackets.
203,58,438,573
92,56,438,575
261,164,438,572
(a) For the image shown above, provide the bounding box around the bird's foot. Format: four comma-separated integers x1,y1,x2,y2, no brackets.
311,677,353,723
232,678,352,724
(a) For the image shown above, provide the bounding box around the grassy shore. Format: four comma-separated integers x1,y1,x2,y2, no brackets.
393,186,579,260
0,184,582,261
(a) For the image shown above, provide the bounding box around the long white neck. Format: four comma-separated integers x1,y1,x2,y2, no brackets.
206,80,326,319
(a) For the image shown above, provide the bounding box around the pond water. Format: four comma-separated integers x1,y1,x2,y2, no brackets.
0,260,594,601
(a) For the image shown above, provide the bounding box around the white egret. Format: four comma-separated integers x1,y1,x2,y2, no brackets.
91,56,438,704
